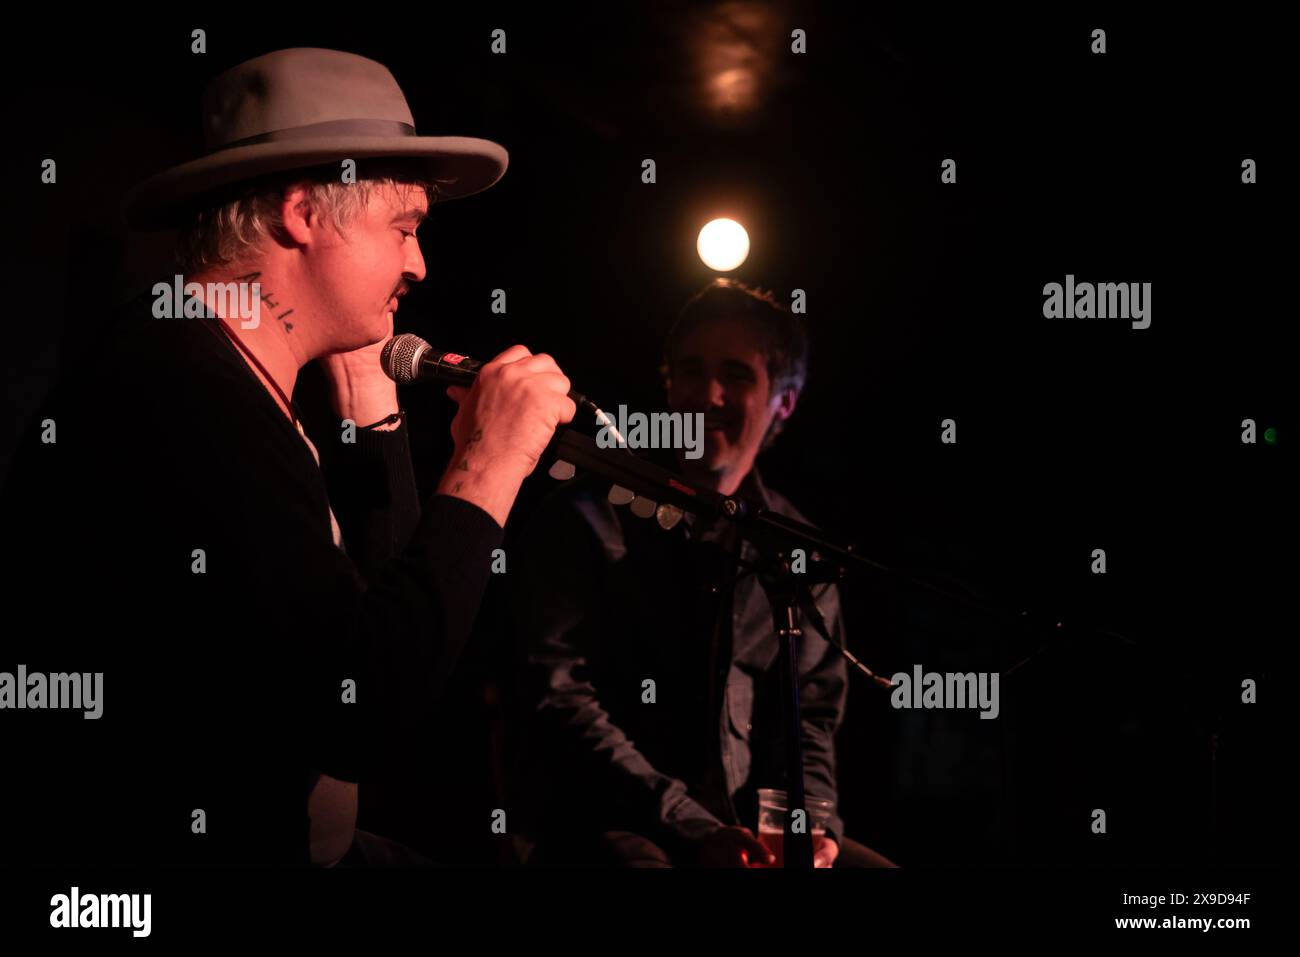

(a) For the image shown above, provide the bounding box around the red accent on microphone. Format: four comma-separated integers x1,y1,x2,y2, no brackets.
442,353,467,365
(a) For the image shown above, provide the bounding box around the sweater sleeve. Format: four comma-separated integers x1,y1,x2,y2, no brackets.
319,420,423,583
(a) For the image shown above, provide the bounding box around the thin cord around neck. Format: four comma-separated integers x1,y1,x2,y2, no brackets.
209,316,299,430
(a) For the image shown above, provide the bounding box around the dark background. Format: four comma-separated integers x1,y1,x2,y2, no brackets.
2,5,1285,867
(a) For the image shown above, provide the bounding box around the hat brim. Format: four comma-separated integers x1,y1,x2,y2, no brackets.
121,135,508,231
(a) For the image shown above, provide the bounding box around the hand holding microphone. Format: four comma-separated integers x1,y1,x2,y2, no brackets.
381,336,576,526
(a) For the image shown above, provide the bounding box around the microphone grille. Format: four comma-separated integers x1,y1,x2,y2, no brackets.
381,334,430,385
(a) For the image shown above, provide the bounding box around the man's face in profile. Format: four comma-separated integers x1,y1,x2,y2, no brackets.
666,315,794,480
312,181,428,352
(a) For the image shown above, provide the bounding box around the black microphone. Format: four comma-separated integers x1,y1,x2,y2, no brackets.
381,335,485,389
380,334,625,441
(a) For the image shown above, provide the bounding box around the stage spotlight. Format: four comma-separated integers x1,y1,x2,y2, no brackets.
696,218,750,271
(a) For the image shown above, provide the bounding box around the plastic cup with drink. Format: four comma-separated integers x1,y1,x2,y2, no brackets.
751,788,834,868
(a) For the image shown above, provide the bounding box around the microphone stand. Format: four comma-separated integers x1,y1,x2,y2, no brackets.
747,548,847,870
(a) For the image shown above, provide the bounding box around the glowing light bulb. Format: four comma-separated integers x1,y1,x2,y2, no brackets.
697,218,750,271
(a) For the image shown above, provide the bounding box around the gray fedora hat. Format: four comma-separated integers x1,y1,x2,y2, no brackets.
122,47,508,230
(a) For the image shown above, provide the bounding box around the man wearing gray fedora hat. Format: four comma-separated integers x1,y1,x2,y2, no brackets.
3,47,574,867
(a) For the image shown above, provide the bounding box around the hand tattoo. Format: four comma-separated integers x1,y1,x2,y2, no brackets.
456,427,484,472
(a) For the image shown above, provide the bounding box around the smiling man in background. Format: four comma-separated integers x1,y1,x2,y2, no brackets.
510,279,896,868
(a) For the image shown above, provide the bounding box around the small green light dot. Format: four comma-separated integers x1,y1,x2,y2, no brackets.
1263,427,1277,444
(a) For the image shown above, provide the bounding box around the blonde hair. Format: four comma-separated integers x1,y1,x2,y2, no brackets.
175,162,440,274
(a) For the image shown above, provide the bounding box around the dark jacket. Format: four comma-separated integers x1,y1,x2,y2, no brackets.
0,283,502,866
509,462,849,855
